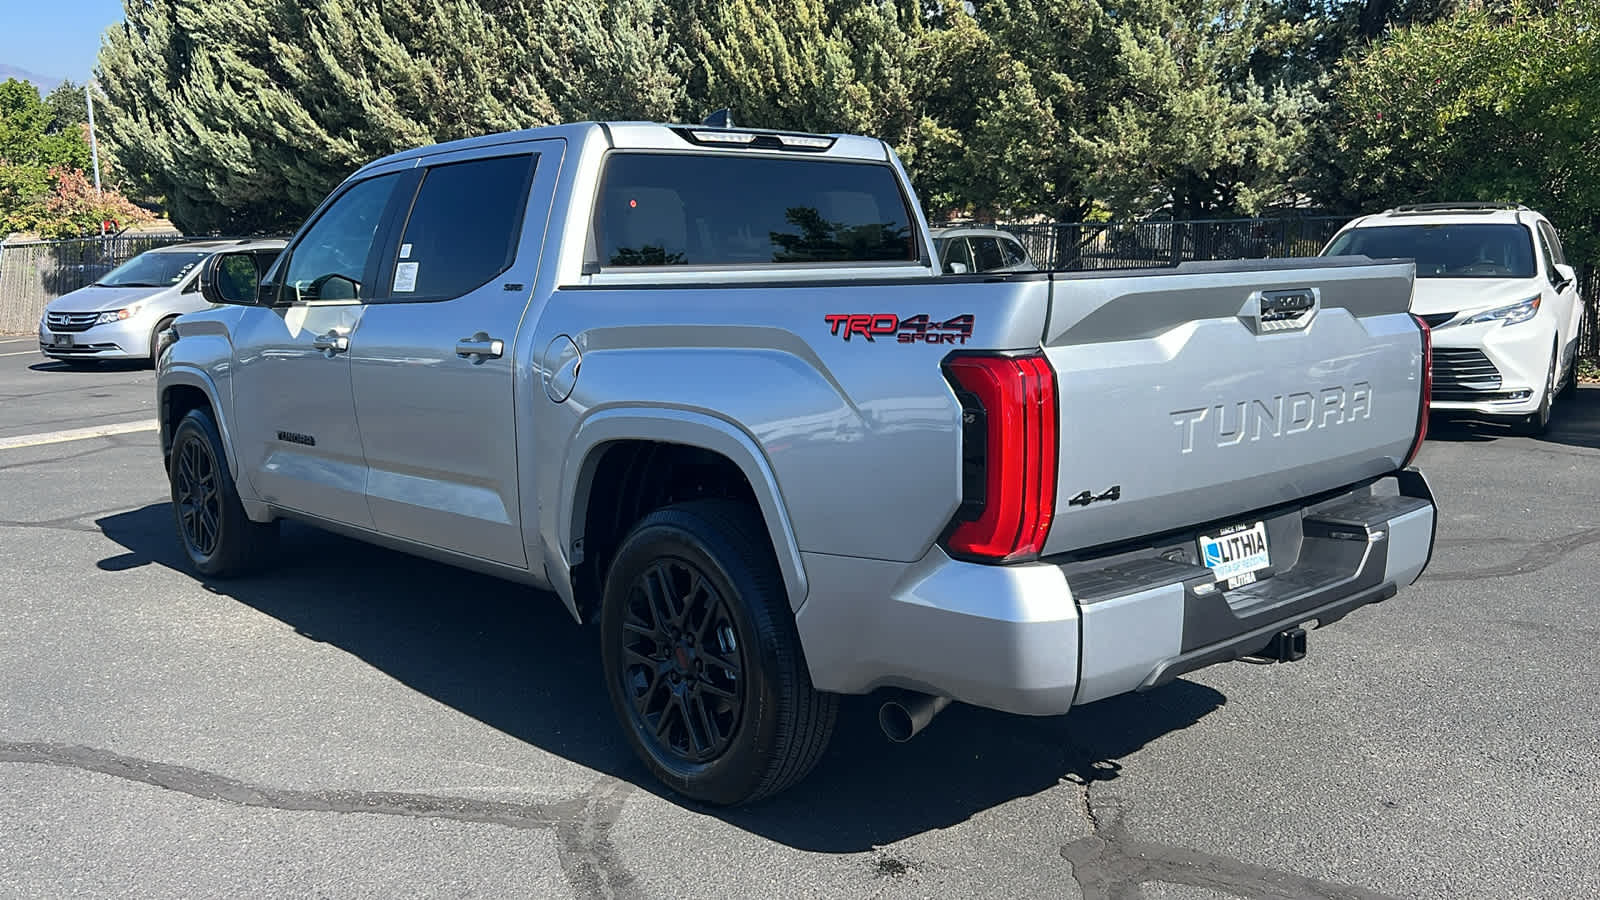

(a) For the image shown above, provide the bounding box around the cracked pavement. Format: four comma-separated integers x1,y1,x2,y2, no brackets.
2,344,1598,898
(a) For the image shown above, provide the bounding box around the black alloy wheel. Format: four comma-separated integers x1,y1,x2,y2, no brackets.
619,557,746,764
166,408,277,576
173,431,222,559
600,499,836,806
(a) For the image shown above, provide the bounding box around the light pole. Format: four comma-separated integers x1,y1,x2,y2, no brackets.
86,79,105,238
86,80,103,195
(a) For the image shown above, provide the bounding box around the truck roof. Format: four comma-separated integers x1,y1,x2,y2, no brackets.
350,121,891,180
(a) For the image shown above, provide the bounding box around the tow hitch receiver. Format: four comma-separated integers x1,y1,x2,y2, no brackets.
1263,627,1308,662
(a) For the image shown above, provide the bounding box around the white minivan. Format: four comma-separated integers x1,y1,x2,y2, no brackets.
1322,203,1586,434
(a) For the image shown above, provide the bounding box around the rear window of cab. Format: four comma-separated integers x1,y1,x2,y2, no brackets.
589,153,920,269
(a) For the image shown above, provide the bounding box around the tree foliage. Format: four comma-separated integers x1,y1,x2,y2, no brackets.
85,0,1600,254
1328,0,1600,261
0,78,146,237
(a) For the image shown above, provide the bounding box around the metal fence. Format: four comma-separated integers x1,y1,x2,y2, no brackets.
994,216,1352,271
0,234,194,333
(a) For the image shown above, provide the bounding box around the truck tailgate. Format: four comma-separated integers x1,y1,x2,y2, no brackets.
1041,258,1423,556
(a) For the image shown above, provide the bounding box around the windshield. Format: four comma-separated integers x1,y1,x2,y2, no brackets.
95,250,210,287
1323,223,1536,279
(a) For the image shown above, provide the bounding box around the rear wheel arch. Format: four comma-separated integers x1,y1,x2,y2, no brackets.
561,412,807,624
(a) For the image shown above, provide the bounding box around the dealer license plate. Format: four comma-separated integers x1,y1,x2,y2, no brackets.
1198,521,1270,588
51,333,72,348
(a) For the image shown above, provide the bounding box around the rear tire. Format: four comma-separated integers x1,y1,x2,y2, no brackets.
168,408,278,576
600,499,836,806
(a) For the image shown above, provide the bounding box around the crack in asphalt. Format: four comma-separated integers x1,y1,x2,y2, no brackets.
0,741,638,900
1062,784,1395,900
0,503,151,535
1424,524,1600,582
0,442,122,471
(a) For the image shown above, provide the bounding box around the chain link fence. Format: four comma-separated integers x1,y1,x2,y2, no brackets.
0,234,195,334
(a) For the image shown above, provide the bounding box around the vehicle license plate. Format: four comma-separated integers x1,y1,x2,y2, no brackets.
1198,521,1270,588
51,333,72,348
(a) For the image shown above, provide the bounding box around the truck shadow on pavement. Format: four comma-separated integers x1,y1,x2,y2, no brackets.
96,503,1226,853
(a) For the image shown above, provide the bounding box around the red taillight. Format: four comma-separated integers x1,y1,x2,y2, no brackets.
942,353,1058,562
1404,313,1432,467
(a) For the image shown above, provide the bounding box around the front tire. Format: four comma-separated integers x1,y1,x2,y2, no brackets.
150,315,178,367
168,408,278,576
1516,345,1558,436
600,499,836,806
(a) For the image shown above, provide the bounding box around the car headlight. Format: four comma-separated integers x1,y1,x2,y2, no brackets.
94,304,141,325
1459,295,1540,327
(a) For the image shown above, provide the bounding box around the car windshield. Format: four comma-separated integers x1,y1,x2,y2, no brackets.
1323,223,1536,279
95,250,210,287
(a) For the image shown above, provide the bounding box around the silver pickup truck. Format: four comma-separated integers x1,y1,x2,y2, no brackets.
157,120,1436,806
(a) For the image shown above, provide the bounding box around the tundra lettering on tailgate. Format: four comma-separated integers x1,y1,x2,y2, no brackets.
1170,382,1373,454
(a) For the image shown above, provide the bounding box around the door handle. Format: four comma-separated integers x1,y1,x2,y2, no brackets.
456,332,505,363
311,331,349,356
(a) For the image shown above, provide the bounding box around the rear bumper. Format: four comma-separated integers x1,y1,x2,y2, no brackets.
795,470,1436,716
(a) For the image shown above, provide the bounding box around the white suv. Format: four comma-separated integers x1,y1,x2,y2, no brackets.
1322,203,1586,434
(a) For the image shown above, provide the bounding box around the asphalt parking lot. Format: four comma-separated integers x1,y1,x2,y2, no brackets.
2,334,1598,899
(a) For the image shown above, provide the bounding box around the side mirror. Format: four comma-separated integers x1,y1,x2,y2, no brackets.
945,261,969,275
1555,263,1577,291
201,250,281,306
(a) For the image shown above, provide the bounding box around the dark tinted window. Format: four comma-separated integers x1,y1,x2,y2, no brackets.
281,173,401,302
1001,238,1028,266
1323,223,1536,279
1535,228,1560,285
1539,222,1567,266
387,154,537,301
972,237,1005,271
594,153,917,267
941,237,974,273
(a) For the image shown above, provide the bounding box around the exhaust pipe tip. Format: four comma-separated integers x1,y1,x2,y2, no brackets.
878,692,952,743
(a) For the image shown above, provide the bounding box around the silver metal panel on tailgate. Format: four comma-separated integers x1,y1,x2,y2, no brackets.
1042,262,1422,556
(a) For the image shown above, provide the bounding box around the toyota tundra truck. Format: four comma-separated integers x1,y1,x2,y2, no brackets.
157,120,1436,806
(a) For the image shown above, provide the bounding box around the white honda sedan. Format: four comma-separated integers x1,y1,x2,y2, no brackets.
1322,203,1586,435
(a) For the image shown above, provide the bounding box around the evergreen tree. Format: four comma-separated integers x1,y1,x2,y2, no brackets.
97,0,562,233
44,81,90,134
1072,0,1321,218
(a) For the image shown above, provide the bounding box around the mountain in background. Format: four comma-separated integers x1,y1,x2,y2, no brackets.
0,64,64,92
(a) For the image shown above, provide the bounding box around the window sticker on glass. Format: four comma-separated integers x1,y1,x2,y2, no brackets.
393,261,419,293
400,243,413,259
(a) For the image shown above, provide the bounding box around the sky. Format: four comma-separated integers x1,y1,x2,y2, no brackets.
0,0,126,85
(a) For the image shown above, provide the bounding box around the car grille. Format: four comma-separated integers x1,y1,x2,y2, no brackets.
44,311,99,333
1419,312,1455,329
1432,347,1503,401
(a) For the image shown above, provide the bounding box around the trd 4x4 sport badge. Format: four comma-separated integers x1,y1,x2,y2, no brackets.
824,313,974,344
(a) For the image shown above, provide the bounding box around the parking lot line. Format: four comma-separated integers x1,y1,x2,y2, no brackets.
0,349,41,357
0,419,158,451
